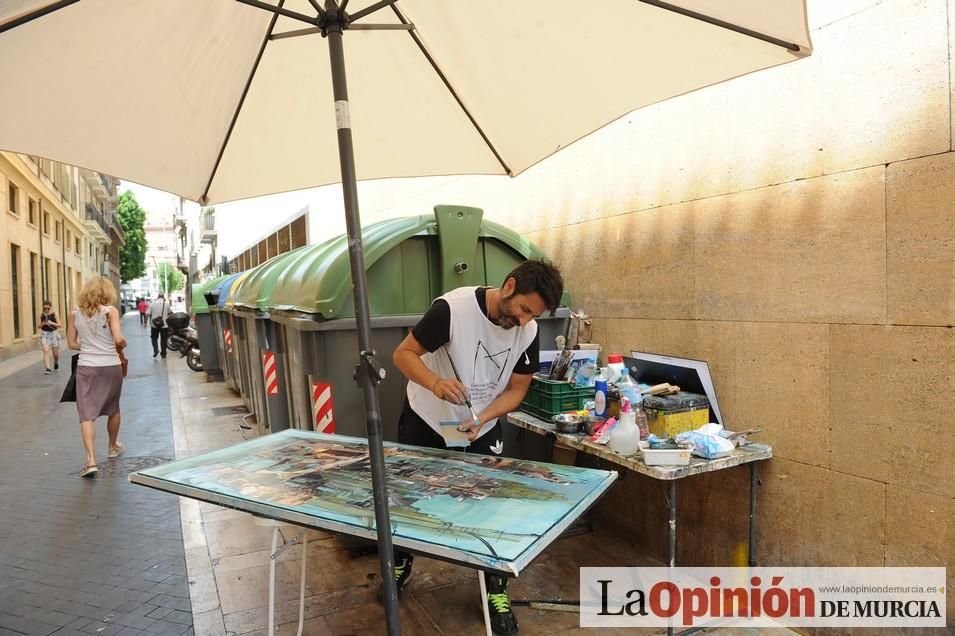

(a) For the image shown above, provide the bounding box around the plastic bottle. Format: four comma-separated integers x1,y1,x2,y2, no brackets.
609,397,639,456
607,354,626,384
594,370,608,418
632,391,650,440
616,369,640,406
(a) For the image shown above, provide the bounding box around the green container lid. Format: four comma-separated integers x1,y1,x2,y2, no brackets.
191,275,230,315
266,206,563,320
230,244,313,314
215,206,567,320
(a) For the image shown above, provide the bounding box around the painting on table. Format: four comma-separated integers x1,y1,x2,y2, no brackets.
131,429,616,574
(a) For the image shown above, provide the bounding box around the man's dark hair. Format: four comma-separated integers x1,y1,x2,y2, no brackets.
502,259,564,315
42,299,51,306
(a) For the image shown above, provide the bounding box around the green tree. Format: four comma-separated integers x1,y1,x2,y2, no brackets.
156,262,185,294
116,190,147,282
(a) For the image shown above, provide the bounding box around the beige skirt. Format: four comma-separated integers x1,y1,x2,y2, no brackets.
76,365,123,422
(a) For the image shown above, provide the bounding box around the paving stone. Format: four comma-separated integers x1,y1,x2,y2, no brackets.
0,318,191,633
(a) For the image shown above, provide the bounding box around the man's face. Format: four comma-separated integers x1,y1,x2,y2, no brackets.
495,282,547,329
43,305,51,313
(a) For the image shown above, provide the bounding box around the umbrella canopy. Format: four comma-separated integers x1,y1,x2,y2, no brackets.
0,2,811,632
0,0,810,204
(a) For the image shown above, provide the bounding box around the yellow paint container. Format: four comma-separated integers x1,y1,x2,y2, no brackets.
643,392,710,438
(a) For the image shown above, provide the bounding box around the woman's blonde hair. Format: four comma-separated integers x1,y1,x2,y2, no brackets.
78,276,117,317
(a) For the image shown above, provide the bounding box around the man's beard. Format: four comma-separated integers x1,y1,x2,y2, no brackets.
494,295,519,329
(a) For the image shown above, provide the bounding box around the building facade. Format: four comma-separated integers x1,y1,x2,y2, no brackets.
0,152,122,363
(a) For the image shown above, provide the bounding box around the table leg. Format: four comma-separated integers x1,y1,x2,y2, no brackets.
297,532,308,636
667,480,677,567
666,481,677,636
269,526,278,636
262,522,307,636
749,462,760,567
478,571,492,636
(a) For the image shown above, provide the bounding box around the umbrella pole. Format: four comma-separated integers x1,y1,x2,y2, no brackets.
325,17,402,636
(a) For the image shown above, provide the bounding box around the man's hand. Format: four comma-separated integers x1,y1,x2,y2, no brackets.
457,419,481,441
431,378,468,405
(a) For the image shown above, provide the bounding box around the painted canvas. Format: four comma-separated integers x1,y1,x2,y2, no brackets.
131,429,616,574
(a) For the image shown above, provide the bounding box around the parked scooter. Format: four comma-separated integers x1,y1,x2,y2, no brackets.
166,312,203,372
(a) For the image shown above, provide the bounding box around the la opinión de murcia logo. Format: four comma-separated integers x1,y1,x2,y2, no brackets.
580,567,947,628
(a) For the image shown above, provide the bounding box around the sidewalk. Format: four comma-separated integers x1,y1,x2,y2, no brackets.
0,315,193,636
166,353,798,636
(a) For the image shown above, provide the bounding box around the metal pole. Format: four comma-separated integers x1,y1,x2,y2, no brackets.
324,9,401,635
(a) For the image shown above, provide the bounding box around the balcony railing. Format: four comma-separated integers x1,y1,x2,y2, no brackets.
199,209,217,244
84,202,109,236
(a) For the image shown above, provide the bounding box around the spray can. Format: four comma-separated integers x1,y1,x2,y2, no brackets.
594,374,608,418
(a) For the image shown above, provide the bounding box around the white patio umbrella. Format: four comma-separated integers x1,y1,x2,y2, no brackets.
0,1,811,632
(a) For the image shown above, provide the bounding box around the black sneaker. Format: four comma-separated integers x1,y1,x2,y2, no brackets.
379,555,414,601
153,351,159,358
44,368,51,375
54,362,59,370
486,574,519,635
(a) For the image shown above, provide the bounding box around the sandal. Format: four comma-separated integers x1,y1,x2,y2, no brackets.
79,464,98,478
108,443,125,459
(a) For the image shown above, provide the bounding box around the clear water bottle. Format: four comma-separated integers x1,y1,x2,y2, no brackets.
616,369,640,405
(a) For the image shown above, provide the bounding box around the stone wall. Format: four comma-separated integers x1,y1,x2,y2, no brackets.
478,1,954,630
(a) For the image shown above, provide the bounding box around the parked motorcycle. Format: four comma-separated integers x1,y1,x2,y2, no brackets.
166,312,203,372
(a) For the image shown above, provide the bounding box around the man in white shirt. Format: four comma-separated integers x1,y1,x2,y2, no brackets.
390,259,564,635
148,292,172,358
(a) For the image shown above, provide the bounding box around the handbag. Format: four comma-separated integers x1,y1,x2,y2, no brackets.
151,298,166,329
60,353,80,403
118,348,129,378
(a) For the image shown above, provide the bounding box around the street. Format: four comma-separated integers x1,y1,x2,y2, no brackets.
0,315,193,636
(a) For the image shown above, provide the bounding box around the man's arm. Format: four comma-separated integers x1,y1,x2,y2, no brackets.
393,333,468,405
462,372,534,440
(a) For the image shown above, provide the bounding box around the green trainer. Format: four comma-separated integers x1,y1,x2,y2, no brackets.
486,574,519,635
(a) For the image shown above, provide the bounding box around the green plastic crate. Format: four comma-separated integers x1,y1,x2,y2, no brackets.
519,377,596,420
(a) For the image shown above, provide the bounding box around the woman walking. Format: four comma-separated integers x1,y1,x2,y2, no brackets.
39,300,62,374
67,277,127,478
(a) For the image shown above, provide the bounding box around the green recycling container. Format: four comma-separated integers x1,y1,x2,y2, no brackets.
266,205,570,443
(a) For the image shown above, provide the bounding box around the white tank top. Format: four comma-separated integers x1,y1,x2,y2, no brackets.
407,286,537,439
74,307,120,367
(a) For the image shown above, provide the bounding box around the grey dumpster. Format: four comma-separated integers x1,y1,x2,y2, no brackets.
207,272,245,394
229,247,311,435
267,205,570,442
224,273,258,414
191,275,228,381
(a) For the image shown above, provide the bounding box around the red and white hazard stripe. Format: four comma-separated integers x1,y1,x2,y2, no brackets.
223,328,233,353
262,351,279,396
311,381,335,433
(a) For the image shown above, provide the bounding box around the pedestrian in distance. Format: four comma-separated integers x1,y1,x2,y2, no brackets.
66,276,127,478
137,297,149,328
390,258,564,636
39,300,62,374
148,292,171,358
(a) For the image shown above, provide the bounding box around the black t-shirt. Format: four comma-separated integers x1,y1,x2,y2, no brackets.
40,312,58,332
411,287,538,375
